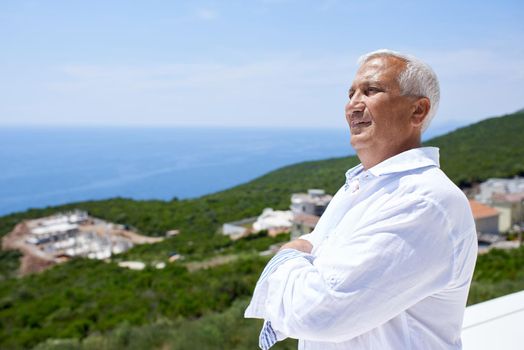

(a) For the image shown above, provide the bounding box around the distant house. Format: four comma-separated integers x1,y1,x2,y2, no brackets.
469,199,500,235
291,189,332,217
222,209,294,240
474,177,524,233
491,192,524,232
222,217,257,240
290,189,332,239
475,177,524,203
2,210,160,275
221,189,332,240
291,213,320,238
252,208,293,237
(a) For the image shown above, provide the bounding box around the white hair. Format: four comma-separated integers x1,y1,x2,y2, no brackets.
357,49,440,133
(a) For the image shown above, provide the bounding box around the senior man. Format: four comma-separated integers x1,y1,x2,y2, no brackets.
245,49,478,349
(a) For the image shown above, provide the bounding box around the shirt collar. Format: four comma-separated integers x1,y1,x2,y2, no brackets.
345,147,440,184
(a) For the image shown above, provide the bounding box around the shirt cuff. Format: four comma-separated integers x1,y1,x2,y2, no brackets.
258,249,314,282
245,248,315,319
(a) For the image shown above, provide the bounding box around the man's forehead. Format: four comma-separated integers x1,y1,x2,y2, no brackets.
362,55,406,71
351,56,405,87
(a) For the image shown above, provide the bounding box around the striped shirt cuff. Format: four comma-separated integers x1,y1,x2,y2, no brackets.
255,248,315,350
257,248,315,284
259,320,278,350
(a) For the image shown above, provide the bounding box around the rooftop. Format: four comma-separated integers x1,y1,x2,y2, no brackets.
469,200,499,219
492,192,524,203
291,191,332,205
292,213,320,227
31,223,78,235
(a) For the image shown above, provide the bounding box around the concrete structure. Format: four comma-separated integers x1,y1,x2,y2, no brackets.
491,192,524,232
474,177,524,232
462,290,524,349
475,177,524,203
253,208,293,236
291,189,332,217
290,189,332,239
2,210,161,274
222,217,257,240
469,200,500,235
291,213,320,239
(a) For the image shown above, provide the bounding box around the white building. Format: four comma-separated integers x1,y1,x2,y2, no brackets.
291,189,332,239
475,177,524,203
222,217,257,240
253,208,293,236
22,211,136,260
291,189,332,217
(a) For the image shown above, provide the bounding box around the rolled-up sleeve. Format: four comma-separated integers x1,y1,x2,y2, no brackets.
245,248,315,319
247,195,455,343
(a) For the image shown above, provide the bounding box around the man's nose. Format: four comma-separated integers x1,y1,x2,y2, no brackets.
345,90,364,112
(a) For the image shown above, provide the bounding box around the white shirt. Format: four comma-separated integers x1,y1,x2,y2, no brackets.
245,147,478,349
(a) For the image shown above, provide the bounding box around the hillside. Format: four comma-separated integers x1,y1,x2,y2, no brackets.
3,110,523,243
0,110,523,349
426,110,524,186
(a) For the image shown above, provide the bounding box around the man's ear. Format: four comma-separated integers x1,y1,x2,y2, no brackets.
411,97,431,128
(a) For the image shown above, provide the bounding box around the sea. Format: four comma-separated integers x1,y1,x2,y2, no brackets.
0,127,355,216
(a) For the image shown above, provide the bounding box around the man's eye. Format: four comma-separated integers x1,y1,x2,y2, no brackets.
367,87,380,95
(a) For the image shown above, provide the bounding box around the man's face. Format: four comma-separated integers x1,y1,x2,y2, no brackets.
345,56,417,153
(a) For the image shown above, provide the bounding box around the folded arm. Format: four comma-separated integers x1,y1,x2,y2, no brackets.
246,195,455,343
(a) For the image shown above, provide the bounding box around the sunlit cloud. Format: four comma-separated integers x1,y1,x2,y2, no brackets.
3,48,524,129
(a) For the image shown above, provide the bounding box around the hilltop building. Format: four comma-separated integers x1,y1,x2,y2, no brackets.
291,189,332,216
2,210,163,274
291,213,320,239
474,177,524,232
491,193,524,232
469,200,500,235
221,189,332,241
222,208,294,240
475,177,524,203
253,208,293,236
222,217,258,240
290,189,332,240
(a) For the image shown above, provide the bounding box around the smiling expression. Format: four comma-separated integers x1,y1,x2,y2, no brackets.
345,56,419,155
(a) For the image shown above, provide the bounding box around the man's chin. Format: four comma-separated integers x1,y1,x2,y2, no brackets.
350,128,369,137
349,133,371,149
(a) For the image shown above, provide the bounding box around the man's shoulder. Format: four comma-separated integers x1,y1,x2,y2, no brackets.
400,166,466,202
388,166,471,224
396,166,475,234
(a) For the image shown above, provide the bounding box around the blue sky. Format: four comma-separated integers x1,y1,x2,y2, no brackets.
1,0,523,134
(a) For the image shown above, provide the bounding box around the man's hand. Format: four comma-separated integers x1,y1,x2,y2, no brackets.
279,239,313,254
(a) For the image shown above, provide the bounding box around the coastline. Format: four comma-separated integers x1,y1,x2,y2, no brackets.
0,127,354,217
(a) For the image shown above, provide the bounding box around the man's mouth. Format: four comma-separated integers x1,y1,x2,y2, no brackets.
350,120,372,128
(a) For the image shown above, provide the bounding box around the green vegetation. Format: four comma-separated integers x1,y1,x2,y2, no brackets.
25,244,524,350
0,110,523,349
1,112,522,243
0,250,21,281
31,298,298,350
0,233,291,349
467,245,524,305
426,110,524,186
